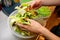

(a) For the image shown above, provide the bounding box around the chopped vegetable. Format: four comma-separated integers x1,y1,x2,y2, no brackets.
36,6,51,17
21,3,29,7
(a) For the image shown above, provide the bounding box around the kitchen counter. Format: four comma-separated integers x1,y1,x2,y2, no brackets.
0,11,21,40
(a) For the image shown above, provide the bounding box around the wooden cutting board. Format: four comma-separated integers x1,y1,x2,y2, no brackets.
36,6,56,40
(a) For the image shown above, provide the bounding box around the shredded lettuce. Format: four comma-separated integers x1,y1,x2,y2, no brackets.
36,6,51,17
21,3,29,7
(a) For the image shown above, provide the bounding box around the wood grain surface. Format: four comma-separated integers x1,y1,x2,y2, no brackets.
36,6,56,40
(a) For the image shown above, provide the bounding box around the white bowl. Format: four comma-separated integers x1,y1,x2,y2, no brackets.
8,10,37,40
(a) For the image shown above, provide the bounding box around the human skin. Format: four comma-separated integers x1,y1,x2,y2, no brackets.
27,0,60,9
17,19,60,40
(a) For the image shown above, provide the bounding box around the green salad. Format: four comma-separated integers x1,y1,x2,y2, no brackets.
9,3,51,36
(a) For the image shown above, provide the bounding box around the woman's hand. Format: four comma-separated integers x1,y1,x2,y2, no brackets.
17,19,60,40
17,19,43,33
27,0,42,9
20,0,42,9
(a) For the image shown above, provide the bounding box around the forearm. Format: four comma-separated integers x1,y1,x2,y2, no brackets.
38,27,60,40
41,0,60,6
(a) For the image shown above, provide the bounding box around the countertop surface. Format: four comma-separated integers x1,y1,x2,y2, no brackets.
0,11,21,40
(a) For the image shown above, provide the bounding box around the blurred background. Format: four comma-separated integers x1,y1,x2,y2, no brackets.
1,0,32,16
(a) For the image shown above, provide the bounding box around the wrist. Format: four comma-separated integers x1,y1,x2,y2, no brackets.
38,26,48,34
37,26,45,34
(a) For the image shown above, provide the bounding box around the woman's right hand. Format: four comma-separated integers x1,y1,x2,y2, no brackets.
17,19,44,34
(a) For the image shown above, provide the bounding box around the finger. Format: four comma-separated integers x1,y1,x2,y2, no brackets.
26,19,34,23
20,28,27,30
30,1,36,9
34,5,41,9
16,23,32,31
16,23,29,29
34,3,41,9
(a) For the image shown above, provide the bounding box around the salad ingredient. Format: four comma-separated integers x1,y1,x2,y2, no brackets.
36,6,51,17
